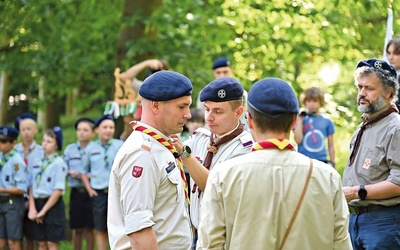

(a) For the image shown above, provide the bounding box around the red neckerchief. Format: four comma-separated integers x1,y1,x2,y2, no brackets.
132,122,189,203
252,138,295,151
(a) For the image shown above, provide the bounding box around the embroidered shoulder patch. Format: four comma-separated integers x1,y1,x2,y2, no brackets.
242,140,253,147
165,161,176,174
132,166,143,178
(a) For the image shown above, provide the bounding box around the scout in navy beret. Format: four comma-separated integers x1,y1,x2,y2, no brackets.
0,126,19,141
74,117,95,130
139,71,192,101
200,77,244,102
212,57,231,70
248,78,299,118
356,58,397,79
14,112,37,131
94,114,115,129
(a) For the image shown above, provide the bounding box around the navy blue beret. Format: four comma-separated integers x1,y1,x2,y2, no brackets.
139,71,192,101
94,114,115,128
248,78,299,118
356,58,397,78
14,112,37,131
200,77,244,102
74,117,95,130
212,57,231,70
0,126,19,140
53,126,63,151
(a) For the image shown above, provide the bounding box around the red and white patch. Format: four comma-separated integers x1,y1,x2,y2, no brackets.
363,158,371,169
132,166,143,178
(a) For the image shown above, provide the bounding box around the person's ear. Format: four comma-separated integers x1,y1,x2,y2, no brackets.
291,114,298,130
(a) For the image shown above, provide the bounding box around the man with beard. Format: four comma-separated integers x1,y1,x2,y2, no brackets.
343,58,400,249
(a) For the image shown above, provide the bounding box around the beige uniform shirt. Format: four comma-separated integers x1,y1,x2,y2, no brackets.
187,127,253,229
343,111,400,207
108,123,192,250
197,149,351,250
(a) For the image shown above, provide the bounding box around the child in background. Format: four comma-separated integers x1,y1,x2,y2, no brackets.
28,126,67,249
294,87,336,167
64,118,95,250
0,126,28,250
14,113,44,250
81,114,123,250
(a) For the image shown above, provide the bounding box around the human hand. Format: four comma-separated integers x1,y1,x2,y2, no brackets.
342,186,357,202
69,171,81,178
147,59,164,71
170,134,184,155
88,189,98,198
28,208,37,221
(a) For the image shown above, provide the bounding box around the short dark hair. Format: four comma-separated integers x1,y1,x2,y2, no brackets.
248,106,295,133
386,36,400,55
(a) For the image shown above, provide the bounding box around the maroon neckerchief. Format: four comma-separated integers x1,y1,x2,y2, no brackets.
348,105,398,166
193,122,244,197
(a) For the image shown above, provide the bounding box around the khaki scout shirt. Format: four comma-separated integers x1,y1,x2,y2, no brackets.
343,111,400,207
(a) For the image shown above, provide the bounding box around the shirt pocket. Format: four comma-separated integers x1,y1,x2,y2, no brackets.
166,170,182,205
358,146,386,181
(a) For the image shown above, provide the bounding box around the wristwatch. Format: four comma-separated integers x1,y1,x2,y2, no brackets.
181,145,192,159
358,185,367,200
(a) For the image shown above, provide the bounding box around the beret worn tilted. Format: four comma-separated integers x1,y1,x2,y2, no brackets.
200,77,244,102
139,71,192,101
248,78,299,118
74,117,95,130
94,114,115,129
14,112,37,131
356,58,397,78
53,126,63,151
212,57,231,70
0,126,19,140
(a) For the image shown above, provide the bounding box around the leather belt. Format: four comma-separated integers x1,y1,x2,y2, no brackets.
0,195,23,202
94,188,108,193
349,203,400,215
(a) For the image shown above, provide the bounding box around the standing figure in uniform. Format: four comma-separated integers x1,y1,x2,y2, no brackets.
14,113,44,250
81,114,123,250
172,77,253,249
197,78,351,249
64,118,95,250
0,126,28,250
28,126,67,250
108,71,193,250
343,59,400,249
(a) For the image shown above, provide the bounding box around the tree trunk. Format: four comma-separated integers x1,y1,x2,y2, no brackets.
115,0,163,66
0,72,9,125
37,76,46,129
114,0,162,138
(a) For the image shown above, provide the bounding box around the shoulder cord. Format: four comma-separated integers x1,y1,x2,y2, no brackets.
279,158,314,250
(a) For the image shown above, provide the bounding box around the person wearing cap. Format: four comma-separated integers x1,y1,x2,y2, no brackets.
80,114,123,250
28,126,67,249
172,77,253,249
0,126,28,250
342,58,400,249
63,118,95,250
13,113,44,250
108,70,192,249
197,78,351,249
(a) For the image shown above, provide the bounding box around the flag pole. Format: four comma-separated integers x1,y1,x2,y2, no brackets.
383,0,394,62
